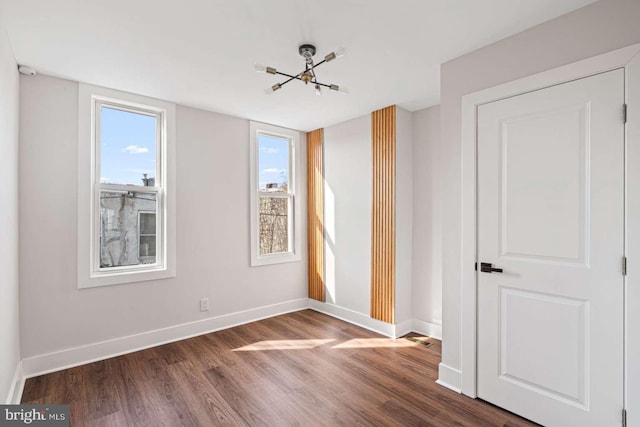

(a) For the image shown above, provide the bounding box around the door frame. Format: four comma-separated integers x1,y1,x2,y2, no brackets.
460,43,640,405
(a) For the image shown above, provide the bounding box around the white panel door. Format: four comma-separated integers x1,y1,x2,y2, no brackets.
477,69,625,427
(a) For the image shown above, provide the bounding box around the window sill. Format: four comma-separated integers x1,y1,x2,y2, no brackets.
78,265,176,289
251,252,301,267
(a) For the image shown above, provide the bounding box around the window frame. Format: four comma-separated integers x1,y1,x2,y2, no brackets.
78,84,176,288
249,121,301,266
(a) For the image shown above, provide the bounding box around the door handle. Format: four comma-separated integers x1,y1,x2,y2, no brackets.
480,262,503,273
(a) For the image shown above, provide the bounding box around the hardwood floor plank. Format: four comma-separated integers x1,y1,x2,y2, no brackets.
143,355,204,426
47,368,88,426
84,359,121,420
203,364,281,426
91,410,129,427
153,340,189,365
379,398,441,427
112,355,169,427
21,375,51,403
166,359,247,426
21,310,539,427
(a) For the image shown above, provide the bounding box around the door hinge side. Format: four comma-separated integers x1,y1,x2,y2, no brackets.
624,104,628,124
623,408,627,427
623,257,628,276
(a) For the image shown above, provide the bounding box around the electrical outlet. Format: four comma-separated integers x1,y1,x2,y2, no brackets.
200,298,209,312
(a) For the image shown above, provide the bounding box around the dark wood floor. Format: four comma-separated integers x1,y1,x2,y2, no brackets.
22,310,538,426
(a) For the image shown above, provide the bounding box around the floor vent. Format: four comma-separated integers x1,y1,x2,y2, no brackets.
405,336,433,348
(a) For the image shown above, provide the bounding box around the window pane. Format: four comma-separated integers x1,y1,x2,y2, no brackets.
259,196,289,255
258,134,289,192
100,106,157,186
100,190,157,267
139,212,156,236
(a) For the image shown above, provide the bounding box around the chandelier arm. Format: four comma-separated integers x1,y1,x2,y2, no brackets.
272,70,334,89
275,69,317,84
276,70,332,85
275,70,301,80
274,71,303,87
310,58,327,71
277,76,334,88
273,75,308,88
311,81,332,88
276,78,296,88
274,54,329,82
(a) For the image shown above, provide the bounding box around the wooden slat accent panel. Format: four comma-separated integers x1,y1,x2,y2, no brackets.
371,105,396,323
307,129,325,302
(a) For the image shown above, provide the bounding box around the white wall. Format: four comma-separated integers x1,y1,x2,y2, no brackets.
439,0,640,390
395,107,413,325
323,115,372,314
18,74,307,360
321,107,414,329
411,106,442,333
0,19,21,403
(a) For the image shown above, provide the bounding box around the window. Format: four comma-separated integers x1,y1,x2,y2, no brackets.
250,121,301,266
97,104,160,270
78,84,176,288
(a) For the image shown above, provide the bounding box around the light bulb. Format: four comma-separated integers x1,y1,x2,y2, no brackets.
265,83,281,95
329,84,348,95
255,64,277,74
325,48,346,62
315,84,322,96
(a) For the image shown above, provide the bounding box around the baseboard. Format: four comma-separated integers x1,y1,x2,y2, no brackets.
21,298,309,379
20,297,446,382
437,363,462,393
308,299,405,338
5,361,24,404
395,319,413,337
412,319,443,340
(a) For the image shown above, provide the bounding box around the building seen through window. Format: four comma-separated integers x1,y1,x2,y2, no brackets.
99,174,157,268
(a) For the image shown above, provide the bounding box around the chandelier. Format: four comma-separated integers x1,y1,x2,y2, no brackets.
256,44,347,96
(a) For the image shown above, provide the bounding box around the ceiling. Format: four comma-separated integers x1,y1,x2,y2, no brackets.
1,0,597,131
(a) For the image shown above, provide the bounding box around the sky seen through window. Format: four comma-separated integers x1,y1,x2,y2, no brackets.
100,106,157,186
258,134,289,191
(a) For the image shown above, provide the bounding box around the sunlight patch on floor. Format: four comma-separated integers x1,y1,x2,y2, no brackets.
332,338,419,349
232,339,335,351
